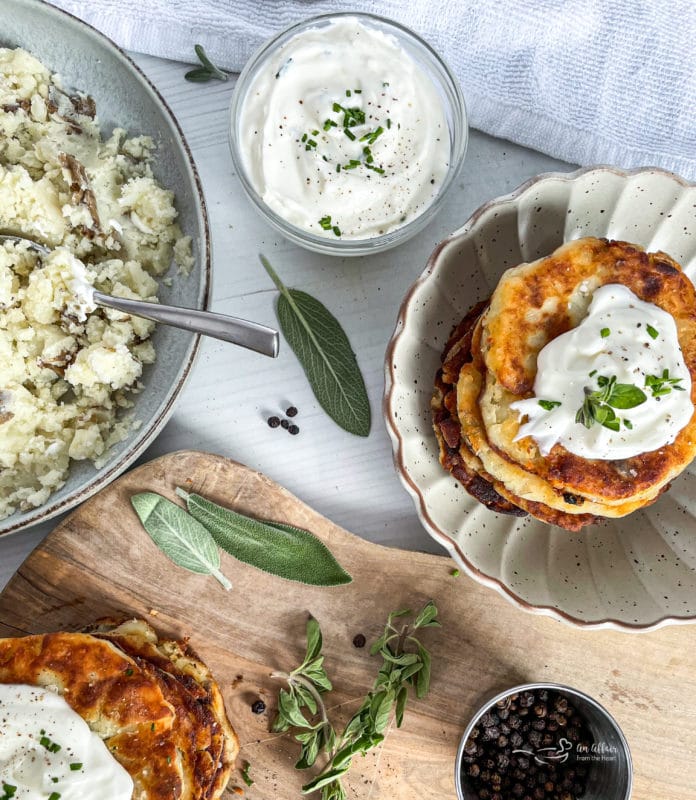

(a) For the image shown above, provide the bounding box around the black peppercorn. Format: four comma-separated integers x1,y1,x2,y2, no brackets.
267,416,280,428
286,406,298,417
280,418,290,429
352,633,366,648
288,424,300,435
251,699,266,714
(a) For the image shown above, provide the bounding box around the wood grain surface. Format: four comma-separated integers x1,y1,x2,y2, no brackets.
0,451,694,799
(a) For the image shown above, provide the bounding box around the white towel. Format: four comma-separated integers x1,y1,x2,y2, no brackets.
47,0,696,179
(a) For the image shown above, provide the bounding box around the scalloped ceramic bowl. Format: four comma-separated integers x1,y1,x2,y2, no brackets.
385,166,696,631
0,0,209,535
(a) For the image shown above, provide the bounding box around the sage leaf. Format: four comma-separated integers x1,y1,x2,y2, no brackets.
260,255,371,437
185,44,228,82
130,492,231,590
176,488,352,586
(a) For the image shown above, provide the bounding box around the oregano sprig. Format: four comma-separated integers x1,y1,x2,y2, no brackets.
273,603,439,800
645,368,686,398
575,374,646,431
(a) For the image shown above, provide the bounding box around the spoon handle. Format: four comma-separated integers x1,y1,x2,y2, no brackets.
93,291,279,358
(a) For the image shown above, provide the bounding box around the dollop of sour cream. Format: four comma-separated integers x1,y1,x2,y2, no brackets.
510,284,694,459
238,17,450,240
0,684,133,800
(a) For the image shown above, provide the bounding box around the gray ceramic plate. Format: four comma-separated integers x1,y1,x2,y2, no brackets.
0,0,210,535
385,165,696,631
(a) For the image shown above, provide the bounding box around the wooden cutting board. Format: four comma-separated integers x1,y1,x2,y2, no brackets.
0,450,694,799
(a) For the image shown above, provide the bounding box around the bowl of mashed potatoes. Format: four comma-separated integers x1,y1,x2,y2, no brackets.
0,0,209,533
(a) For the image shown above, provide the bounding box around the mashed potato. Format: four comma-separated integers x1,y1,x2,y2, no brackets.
0,48,193,518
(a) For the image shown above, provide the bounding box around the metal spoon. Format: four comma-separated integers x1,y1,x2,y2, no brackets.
0,234,279,358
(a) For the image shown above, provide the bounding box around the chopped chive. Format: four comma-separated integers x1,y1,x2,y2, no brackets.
318,215,332,230
125,668,133,676
346,89,351,97
354,88,362,93
589,369,597,377
600,327,610,338
342,160,361,170
49,743,61,753
323,119,337,130
70,763,83,771
387,118,392,128
332,225,341,237
538,399,561,411
647,324,659,339
311,129,319,136
151,722,156,732
48,793,60,800
365,164,385,174
301,133,307,143
51,778,59,784
344,129,356,141
336,163,341,172
624,419,633,429
241,761,254,787
451,568,460,577
322,154,329,162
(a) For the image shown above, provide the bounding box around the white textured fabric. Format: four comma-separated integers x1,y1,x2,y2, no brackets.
47,0,696,178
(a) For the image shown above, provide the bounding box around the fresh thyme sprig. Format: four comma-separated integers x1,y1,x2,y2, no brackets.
645,368,685,398
575,374,647,431
185,45,229,82
272,603,439,800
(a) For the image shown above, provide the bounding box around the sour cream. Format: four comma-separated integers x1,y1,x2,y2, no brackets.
0,684,133,800
237,17,450,239
510,284,694,459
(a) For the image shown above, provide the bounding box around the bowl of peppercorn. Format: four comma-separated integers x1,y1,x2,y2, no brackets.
455,683,632,800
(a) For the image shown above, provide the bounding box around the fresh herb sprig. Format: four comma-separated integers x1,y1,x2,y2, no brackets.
645,368,685,398
575,374,647,431
185,45,229,82
273,603,439,800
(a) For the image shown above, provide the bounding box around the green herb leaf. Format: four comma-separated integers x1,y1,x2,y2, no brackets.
130,492,231,590
538,399,561,411
646,324,659,339
185,44,228,82
606,383,647,409
241,761,254,787
600,327,610,338
177,488,352,586
260,256,371,436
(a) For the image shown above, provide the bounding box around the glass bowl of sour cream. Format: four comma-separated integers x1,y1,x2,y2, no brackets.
229,12,467,256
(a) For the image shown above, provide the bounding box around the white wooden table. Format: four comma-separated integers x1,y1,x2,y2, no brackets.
0,52,573,590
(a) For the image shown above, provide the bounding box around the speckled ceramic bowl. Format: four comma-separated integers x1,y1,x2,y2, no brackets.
0,0,209,535
385,166,696,631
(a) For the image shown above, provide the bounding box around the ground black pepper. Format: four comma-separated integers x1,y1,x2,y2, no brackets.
460,690,592,800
